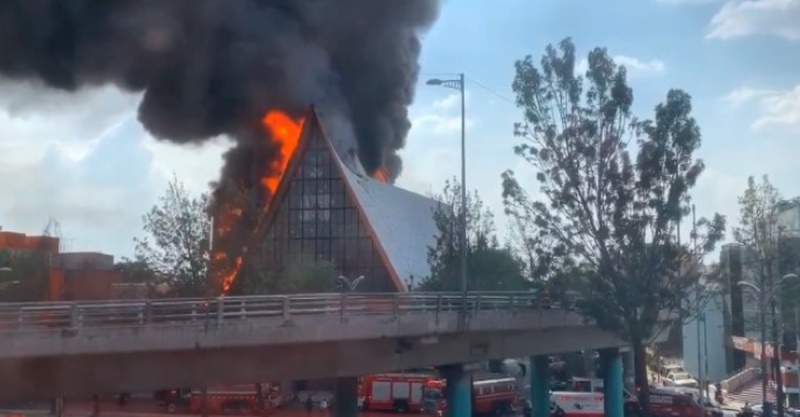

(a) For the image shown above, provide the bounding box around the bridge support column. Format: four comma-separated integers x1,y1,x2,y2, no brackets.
600,348,624,417
530,355,549,417
583,349,596,377
333,377,358,417
441,364,472,417
622,348,635,391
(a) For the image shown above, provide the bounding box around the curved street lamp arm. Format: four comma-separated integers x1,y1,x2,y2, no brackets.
737,281,762,295
737,281,764,308
768,273,799,296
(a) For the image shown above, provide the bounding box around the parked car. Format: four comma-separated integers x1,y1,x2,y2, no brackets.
665,371,699,388
659,364,686,377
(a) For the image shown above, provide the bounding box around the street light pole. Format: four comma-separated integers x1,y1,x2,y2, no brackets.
738,273,799,416
426,74,468,322
458,73,467,304
773,295,785,416
795,307,800,408
703,313,710,399
696,286,705,410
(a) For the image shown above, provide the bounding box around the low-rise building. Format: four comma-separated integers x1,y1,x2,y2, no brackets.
0,229,121,301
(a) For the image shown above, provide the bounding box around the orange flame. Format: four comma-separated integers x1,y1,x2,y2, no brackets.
373,169,388,183
261,111,305,197
220,256,243,293
214,110,306,294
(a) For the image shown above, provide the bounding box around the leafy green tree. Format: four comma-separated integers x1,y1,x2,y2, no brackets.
503,38,725,408
734,175,793,414
420,179,527,291
115,258,159,284
232,254,337,295
134,177,211,297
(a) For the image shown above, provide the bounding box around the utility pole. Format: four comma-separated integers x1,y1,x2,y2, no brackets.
704,313,710,400
775,229,786,417
795,307,800,408
739,274,800,416
696,288,705,411
693,205,705,414
762,293,770,410
458,72,467,309
426,73,468,327
773,294,785,417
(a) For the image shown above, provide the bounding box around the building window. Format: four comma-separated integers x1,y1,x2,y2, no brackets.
258,132,395,292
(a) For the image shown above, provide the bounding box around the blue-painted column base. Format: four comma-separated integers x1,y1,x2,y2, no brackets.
600,348,624,417
333,377,359,417
530,356,550,417
440,364,472,417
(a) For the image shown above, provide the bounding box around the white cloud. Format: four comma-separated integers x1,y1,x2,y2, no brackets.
412,114,474,136
0,117,162,257
723,84,800,130
432,93,460,110
615,55,666,75
576,55,666,77
411,88,475,137
752,85,800,130
142,136,229,195
432,91,471,110
722,87,779,108
0,82,225,257
707,0,800,40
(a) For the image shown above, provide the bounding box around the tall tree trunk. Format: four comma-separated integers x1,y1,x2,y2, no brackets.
632,337,651,417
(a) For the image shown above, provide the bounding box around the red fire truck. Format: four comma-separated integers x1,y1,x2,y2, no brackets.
187,382,291,416
550,377,640,417
358,373,438,413
422,375,521,416
647,389,707,417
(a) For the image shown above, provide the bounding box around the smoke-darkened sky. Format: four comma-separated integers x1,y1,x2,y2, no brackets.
1,0,800,258
0,0,441,183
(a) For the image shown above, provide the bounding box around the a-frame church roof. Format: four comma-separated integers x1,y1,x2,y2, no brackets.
260,106,442,291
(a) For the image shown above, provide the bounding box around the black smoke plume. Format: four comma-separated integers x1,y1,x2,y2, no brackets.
0,0,439,175
0,0,440,288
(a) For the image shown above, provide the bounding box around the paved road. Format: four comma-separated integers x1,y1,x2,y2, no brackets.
57,399,432,417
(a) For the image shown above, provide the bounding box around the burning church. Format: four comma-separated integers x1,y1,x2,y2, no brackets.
0,0,443,293
225,106,442,293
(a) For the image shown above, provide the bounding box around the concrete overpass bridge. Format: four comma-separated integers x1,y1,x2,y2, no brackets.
0,291,637,412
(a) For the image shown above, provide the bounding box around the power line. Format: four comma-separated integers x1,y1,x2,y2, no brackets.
420,72,517,106
465,76,517,107
419,71,461,77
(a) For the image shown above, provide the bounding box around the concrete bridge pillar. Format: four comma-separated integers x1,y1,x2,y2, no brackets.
583,349,596,377
530,355,550,417
600,348,624,417
622,348,635,390
440,364,472,417
332,377,359,417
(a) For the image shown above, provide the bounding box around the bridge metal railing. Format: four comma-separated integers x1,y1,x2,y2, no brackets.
0,291,577,333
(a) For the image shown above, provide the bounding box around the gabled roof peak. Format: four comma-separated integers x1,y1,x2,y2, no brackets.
261,105,441,291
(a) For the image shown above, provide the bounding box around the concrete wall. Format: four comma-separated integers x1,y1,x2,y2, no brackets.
0,309,628,401
62,269,121,300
